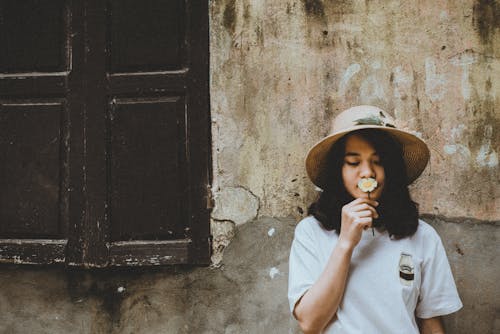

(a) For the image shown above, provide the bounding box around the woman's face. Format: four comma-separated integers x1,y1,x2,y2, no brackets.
341,134,385,201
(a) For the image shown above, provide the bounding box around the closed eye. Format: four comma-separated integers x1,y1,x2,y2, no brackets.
345,161,359,166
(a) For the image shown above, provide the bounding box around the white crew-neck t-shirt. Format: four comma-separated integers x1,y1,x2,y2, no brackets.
288,216,462,334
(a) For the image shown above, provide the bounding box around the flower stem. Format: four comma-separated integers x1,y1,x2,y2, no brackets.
368,192,374,236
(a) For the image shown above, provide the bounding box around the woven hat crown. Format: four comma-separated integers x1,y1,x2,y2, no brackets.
331,105,396,133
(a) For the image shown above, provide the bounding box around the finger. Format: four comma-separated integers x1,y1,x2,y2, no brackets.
351,204,379,218
362,199,379,207
355,217,372,229
347,209,374,218
350,197,379,207
355,210,377,218
344,197,367,208
351,203,376,211
362,224,372,231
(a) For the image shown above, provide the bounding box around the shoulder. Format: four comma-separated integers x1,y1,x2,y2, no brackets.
294,215,333,239
411,219,446,253
291,216,337,257
294,215,322,235
414,219,441,241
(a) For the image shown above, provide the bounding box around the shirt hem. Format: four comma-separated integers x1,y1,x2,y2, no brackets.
289,289,309,316
416,303,463,319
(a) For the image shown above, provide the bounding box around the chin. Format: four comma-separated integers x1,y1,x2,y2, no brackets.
349,191,369,199
352,190,382,200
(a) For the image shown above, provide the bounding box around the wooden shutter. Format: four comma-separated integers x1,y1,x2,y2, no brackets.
0,0,211,266
0,0,70,264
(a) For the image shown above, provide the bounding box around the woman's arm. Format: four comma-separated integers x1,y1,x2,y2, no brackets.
293,198,379,333
293,239,354,333
418,317,445,334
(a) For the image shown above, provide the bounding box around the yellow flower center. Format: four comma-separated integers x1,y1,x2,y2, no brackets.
358,178,378,192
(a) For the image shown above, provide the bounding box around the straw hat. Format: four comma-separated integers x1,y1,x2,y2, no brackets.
306,105,430,188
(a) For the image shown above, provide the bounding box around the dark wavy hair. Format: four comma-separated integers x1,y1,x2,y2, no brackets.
308,129,419,238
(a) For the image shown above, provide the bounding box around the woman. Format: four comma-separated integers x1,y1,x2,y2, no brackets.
288,105,462,333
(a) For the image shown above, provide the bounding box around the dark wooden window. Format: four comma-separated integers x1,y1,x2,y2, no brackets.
0,0,211,266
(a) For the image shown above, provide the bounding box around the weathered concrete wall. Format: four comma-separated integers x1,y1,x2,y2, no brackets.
206,0,500,330
210,0,499,223
0,217,498,333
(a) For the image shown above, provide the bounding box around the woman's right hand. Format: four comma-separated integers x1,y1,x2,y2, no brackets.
338,197,379,249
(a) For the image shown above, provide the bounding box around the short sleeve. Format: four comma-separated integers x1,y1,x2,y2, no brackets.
415,229,463,318
287,218,323,315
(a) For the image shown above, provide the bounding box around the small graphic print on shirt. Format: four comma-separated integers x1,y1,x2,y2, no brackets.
399,253,415,286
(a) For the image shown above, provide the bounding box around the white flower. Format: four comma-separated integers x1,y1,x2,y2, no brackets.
358,178,378,192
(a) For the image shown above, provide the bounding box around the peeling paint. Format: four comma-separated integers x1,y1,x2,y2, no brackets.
450,50,478,100
210,219,236,266
339,63,361,97
269,267,280,279
444,144,459,155
476,125,499,167
371,61,382,70
212,186,260,225
445,124,499,169
425,57,446,101
392,66,413,100
451,124,467,140
476,144,498,167
360,75,385,103
443,143,474,168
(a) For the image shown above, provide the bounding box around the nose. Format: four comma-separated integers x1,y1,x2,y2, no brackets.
359,161,375,178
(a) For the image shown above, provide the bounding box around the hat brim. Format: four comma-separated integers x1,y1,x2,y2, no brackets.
305,125,430,189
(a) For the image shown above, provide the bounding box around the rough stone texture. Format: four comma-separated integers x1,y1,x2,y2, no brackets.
211,186,260,225
0,216,498,333
0,218,297,334
422,215,500,334
210,219,236,266
210,0,500,221
0,269,112,333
